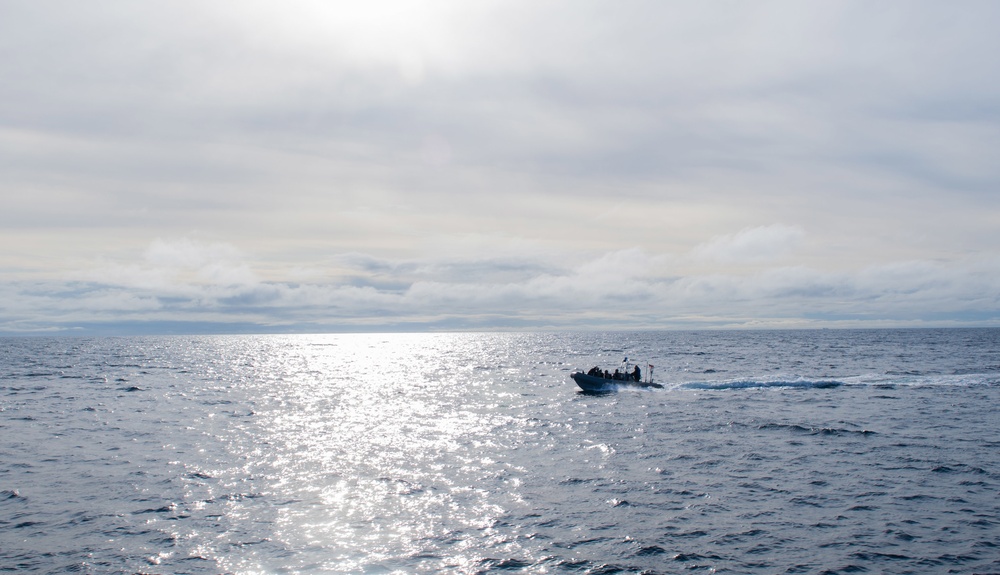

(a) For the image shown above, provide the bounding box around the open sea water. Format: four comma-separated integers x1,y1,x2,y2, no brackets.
2,329,1000,574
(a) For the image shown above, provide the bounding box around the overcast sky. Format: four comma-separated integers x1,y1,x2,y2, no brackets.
2,0,999,334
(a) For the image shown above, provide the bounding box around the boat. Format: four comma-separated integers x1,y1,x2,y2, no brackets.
571,370,664,392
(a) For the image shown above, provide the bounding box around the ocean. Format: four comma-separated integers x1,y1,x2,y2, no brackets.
2,329,999,574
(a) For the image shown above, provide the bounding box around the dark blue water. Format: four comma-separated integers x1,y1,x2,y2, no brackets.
2,329,999,574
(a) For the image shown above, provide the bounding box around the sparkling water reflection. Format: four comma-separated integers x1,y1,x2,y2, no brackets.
169,333,554,574
244,334,520,572
2,330,1000,574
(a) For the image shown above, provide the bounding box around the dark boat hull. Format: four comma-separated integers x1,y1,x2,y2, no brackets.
571,372,663,391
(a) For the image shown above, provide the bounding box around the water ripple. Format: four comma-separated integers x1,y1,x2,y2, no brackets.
2,330,1000,573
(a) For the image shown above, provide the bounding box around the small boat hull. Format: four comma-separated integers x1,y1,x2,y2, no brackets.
571,372,663,391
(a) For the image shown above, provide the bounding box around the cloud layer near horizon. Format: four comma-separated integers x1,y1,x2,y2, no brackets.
2,1,999,333
4,233,998,334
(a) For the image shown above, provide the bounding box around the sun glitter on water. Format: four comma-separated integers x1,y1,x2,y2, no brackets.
230,334,516,573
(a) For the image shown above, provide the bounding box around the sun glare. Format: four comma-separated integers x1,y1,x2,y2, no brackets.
239,333,510,571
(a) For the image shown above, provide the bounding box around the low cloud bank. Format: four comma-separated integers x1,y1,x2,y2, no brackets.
2,237,997,334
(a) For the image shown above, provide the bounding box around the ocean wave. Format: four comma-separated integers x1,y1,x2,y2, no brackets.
681,380,843,391
843,373,1000,387
756,422,876,436
678,373,1000,390
1,489,25,501
4,331,1000,575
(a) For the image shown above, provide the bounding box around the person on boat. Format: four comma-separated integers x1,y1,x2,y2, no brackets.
632,365,641,382
604,369,611,379
613,369,621,380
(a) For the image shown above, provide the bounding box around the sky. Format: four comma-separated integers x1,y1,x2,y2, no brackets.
2,0,1000,334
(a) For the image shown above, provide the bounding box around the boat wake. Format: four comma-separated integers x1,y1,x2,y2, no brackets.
680,380,843,391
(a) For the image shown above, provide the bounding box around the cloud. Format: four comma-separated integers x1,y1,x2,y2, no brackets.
2,2,1000,332
144,238,242,269
86,238,260,301
690,225,805,264
3,238,998,335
